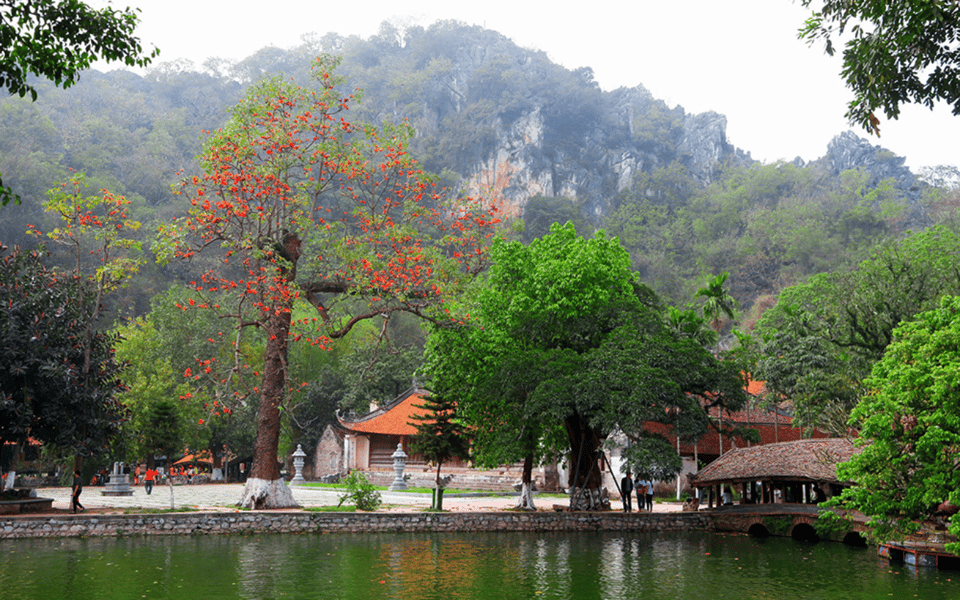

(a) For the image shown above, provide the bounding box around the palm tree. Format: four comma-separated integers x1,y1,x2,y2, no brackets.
696,272,739,337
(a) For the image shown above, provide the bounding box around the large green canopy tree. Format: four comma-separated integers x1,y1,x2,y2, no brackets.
835,295,960,553
424,222,747,510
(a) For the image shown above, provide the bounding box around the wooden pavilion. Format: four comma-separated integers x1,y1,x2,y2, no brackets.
689,438,857,508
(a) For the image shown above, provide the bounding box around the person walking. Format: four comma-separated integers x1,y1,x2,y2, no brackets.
71,470,85,513
620,471,633,512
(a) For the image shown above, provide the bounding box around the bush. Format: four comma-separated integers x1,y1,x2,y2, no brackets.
337,472,382,511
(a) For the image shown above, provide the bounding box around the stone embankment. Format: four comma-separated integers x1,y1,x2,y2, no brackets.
1,511,711,539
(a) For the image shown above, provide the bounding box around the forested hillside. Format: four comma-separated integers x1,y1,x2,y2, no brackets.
1,19,955,321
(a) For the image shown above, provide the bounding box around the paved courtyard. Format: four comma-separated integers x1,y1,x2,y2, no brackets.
37,483,682,513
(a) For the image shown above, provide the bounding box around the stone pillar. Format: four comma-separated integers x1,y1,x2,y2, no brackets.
388,443,408,491
290,444,307,485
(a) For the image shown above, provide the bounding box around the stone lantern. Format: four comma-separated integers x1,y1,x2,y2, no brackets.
291,444,307,485
388,443,408,491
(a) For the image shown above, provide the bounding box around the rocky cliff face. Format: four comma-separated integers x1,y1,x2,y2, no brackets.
459,88,754,218
824,131,921,200
679,111,753,184
337,22,921,222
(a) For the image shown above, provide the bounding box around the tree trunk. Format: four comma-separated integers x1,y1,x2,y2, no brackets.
239,308,298,509
240,234,301,509
210,442,225,482
565,411,605,511
433,461,444,510
515,452,536,510
3,441,21,491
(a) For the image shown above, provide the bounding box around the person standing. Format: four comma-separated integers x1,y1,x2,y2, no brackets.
144,467,156,495
620,471,633,512
644,479,655,511
71,470,85,513
634,478,647,511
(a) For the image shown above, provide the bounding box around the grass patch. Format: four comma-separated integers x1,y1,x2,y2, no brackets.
305,505,358,513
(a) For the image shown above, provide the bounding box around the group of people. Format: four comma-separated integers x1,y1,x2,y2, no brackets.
619,472,654,512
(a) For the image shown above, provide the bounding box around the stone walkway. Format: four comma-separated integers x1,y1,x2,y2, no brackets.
38,483,683,513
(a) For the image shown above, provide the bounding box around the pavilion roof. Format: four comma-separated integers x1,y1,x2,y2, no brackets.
689,438,858,487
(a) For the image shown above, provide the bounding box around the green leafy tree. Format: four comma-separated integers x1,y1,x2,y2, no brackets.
0,0,157,100
112,315,201,469
756,227,960,432
799,0,960,134
0,0,158,205
755,307,864,436
425,222,746,510
424,318,563,510
835,295,960,553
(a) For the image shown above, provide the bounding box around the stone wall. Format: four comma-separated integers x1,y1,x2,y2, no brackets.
0,511,712,540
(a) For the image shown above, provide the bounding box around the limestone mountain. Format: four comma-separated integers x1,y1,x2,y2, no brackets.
328,21,755,218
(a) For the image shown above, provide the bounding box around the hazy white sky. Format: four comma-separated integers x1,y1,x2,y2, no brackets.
95,0,959,169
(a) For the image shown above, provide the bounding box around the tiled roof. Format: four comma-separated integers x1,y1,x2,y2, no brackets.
337,389,431,436
746,379,765,396
644,393,829,456
689,438,858,486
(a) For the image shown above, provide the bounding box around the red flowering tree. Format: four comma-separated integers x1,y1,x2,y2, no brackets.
158,56,502,508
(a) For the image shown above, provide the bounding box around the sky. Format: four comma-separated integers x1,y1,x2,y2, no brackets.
93,0,960,170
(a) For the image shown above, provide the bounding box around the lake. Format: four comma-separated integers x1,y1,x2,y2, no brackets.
2,530,957,599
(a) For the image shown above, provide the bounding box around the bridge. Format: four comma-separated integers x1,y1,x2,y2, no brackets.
707,503,869,546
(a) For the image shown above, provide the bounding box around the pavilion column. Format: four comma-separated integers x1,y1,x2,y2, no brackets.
740,482,747,505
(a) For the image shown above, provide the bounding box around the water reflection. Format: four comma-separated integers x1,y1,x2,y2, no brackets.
2,531,959,599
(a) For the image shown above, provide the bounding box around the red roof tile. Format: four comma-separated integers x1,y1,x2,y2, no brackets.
338,390,431,436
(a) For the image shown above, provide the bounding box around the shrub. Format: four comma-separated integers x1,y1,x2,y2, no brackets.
337,472,382,511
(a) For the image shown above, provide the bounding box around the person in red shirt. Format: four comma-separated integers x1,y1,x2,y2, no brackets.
144,467,157,495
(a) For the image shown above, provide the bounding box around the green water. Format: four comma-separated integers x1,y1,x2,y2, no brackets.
1,531,957,599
